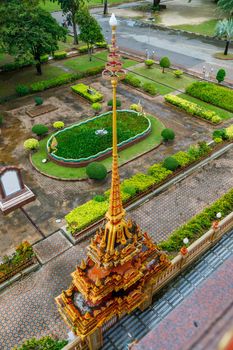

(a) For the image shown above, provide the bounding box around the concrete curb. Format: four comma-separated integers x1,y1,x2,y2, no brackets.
0,261,40,293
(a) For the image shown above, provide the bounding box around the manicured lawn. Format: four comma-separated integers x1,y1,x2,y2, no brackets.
0,65,65,98
172,19,218,36
62,51,137,72
130,64,196,95
39,1,61,12
179,93,233,120
31,115,164,180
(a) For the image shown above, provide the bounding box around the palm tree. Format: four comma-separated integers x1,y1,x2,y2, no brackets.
215,19,233,55
217,0,233,17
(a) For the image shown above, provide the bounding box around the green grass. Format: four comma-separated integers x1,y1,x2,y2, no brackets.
179,93,233,120
172,19,218,36
31,115,164,179
130,64,196,95
39,1,61,12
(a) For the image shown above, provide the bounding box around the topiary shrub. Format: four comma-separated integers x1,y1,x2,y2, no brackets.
142,82,157,95
161,128,175,141
212,128,227,140
40,54,49,63
32,124,48,136
16,84,30,96
159,56,171,73
53,50,67,59
93,194,105,202
53,121,64,129
23,138,39,151
0,115,3,126
14,336,68,350
213,137,223,143
130,103,142,112
124,74,141,88
173,70,183,78
163,156,179,171
216,68,226,83
107,99,121,108
34,96,43,106
92,102,102,113
144,59,155,68
86,162,107,180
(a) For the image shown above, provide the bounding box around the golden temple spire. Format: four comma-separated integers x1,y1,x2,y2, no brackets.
102,14,130,256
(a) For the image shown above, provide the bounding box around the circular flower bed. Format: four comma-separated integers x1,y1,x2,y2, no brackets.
47,110,151,167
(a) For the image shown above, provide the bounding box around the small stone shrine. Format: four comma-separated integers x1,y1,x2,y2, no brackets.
0,166,35,214
56,14,170,350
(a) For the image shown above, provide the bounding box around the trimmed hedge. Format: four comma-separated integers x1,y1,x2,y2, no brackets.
124,73,157,96
53,50,67,59
71,83,103,103
158,188,233,253
14,336,68,350
66,141,212,234
186,81,233,113
165,94,222,124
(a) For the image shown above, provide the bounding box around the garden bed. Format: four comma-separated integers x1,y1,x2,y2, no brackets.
26,104,57,118
47,110,151,167
71,83,103,103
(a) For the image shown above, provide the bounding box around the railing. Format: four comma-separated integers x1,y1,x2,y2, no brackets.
62,337,88,350
152,212,233,295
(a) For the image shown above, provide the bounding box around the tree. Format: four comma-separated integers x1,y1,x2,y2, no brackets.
77,8,104,61
217,0,233,17
0,1,66,75
159,56,171,73
216,68,226,83
215,19,233,55
51,0,85,44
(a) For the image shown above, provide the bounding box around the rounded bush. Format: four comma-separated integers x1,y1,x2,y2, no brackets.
92,102,102,112
212,128,227,140
24,138,39,151
161,128,175,141
142,82,157,95
16,84,30,96
34,96,43,106
160,57,171,72
130,104,142,112
211,115,221,124
93,194,105,202
144,59,155,68
53,121,64,129
216,68,226,83
32,124,48,136
163,156,179,171
174,70,183,78
213,137,223,143
107,99,121,108
86,162,107,180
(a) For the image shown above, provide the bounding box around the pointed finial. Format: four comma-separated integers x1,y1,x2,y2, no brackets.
95,277,102,287
109,13,117,27
80,259,86,270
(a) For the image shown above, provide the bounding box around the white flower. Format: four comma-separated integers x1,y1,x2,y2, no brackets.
183,238,189,245
216,212,222,219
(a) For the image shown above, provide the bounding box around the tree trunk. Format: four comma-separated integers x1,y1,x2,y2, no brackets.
162,67,165,73
103,0,108,15
153,0,160,7
72,13,78,45
224,40,230,55
35,61,42,75
88,46,92,61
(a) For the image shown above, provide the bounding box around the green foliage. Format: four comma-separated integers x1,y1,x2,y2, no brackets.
186,81,233,112
212,128,227,140
147,163,172,183
92,102,102,112
121,173,156,193
172,151,192,167
165,94,222,124
65,199,109,233
71,83,103,103
50,111,149,159
144,59,155,68
142,82,157,96
163,156,179,171
40,54,49,63
0,58,34,72
217,0,233,16
53,121,65,129
16,85,30,97
216,68,226,83
161,128,175,141
158,188,233,252
215,18,233,55
93,194,105,202
32,124,48,136
14,335,68,350
78,45,89,53
213,137,223,143
159,56,171,72
86,162,107,180
53,50,67,59
34,96,43,106
187,141,211,162
124,74,141,88
0,241,34,280
95,41,108,48
130,104,142,112
226,125,233,140
0,115,3,126
107,99,121,108
121,185,137,197
24,138,39,151
173,69,183,78
0,3,67,74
